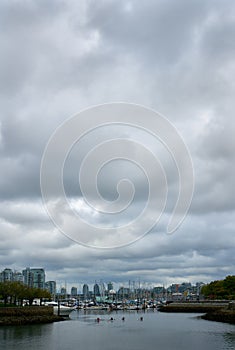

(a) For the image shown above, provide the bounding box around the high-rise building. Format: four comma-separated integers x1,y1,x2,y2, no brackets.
22,267,33,287
31,269,45,289
82,284,89,300
45,281,56,296
60,287,67,295
13,271,23,283
71,287,78,297
107,282,113,292
94,283,100,297
1,268,13,282
0,269,23,283
22,267,45,289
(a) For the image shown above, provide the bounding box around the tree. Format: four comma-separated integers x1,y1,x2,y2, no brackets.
201,275,235,300
0,281,52,306
0,281,12,306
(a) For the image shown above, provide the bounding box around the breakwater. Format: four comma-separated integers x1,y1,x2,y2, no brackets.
201,302,235,324
0,306,64,326
158,302,235,324
157,302,226,313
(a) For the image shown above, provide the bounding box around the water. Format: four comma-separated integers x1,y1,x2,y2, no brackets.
1,310,235,350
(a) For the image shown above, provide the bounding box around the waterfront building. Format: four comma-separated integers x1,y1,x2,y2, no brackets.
178,282,192,293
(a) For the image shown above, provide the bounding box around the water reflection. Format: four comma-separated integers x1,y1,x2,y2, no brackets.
0,311,235,350
0,324,52,348
223,332,235,349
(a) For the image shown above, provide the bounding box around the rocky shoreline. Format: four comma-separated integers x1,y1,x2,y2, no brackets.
201,302,235,325
157,302,227,313
158,302,235,325
201,309,235,324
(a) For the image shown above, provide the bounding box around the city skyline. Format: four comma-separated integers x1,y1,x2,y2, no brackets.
0,265,205,304
0,1,235,286
0,265,216,294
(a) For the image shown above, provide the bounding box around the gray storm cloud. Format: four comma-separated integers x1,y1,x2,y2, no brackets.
0,0,234,287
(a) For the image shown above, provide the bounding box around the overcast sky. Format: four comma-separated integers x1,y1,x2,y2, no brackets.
0,0,235,292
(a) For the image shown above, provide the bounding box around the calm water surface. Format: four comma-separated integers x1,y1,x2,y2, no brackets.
1,310,235,350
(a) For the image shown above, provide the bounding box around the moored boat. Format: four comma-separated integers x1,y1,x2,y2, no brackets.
44,301,76,316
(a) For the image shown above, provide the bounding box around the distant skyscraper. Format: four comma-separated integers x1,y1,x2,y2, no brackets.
61,287,67,295
71,287,78,296
22,267,33,287
82,284,89,300
94,283,100,297
107,282,113,292
45,281,56,296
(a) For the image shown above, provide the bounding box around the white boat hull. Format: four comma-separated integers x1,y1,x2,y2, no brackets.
44,302,75,316
53,305,75,316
